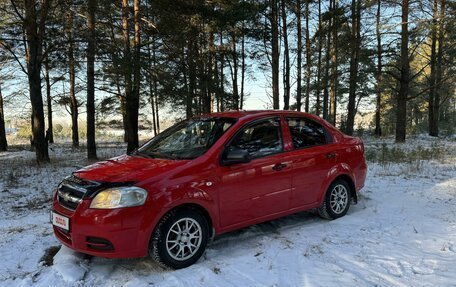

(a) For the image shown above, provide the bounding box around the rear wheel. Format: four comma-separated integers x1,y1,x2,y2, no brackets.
149,209,209,269
318,179,351,220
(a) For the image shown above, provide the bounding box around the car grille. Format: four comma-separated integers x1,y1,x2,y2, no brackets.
57,175,99,211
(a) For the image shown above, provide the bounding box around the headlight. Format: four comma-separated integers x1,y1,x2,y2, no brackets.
89,186,147,209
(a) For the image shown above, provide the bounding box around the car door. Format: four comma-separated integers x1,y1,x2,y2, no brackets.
217,117,293,228
285,117,337,207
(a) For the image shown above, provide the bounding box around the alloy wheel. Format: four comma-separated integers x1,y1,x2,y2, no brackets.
329,184,349,214
165,218,203,261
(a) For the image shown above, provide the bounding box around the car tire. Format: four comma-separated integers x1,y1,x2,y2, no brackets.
318,179,351,220
149,208,209,269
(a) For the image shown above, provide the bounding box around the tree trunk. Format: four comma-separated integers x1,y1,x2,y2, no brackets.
281,0,290,110
219,31,225,112
315,0,323,116
329,0,338,126
155,90,160,133
149,73,157,136
147,22,158,136
230,33,239,110
123,0,140,153
432,0,445,137
295,0,302,112
86,0,97,159
0,83,7,151
126,0,141,152
207,31,215,113
374,0,382,137
240,22,246,110
271,0,280,109
122,0,132,142
428,0,438,137
323,0,332,120
200,36,211,114
346,0,361,135
395,0,409,143
149,72,157,136
121,96,128,142
214,35,220,113
304,0,311,113
67,9,79,147
44,58,54,143
150,33,159,134
24,0,50,163
187,38,196,118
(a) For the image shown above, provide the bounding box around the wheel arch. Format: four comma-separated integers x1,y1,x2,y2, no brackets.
153,202,215,240
172,203,213,235
332,174,357,204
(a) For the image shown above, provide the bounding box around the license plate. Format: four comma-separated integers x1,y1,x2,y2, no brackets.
51,211,70,231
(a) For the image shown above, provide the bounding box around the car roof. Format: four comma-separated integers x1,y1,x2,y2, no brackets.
198,110,320,120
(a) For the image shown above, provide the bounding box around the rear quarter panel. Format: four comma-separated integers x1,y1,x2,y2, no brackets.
313,122,367,204
337,135,367,192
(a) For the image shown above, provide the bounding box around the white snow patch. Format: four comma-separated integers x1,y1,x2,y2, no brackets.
52,246,87,283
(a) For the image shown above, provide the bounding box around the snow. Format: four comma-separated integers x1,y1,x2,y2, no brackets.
0,137,455,286
52,246,88,283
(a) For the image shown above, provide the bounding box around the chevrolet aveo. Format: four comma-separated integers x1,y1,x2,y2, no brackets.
51,110,367,269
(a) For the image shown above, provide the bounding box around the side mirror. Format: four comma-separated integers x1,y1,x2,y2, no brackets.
222,148,251,165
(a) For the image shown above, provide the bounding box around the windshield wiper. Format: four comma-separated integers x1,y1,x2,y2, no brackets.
150,151,177,160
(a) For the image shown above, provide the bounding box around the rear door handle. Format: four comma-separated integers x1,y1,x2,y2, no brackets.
272,163,287,171
326,152,336,159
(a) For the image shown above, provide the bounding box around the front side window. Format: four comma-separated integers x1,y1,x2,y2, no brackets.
286,117,328,148
137,117,236,160
227,118,283,159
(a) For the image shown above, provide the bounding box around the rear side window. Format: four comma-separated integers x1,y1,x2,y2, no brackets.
228,118,283,159
286,117,329,148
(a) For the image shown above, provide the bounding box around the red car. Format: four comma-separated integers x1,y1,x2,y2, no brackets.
51,110,367,269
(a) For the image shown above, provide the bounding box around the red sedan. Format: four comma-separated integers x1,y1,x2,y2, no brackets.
51,110,367,269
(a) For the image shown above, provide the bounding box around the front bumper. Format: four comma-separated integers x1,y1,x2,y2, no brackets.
52,199,151,258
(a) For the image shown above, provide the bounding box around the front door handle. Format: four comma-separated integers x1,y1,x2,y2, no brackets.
326,152,336,159
272,163,287,171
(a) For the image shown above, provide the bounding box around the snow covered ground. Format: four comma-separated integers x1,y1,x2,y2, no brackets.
0,137,455,287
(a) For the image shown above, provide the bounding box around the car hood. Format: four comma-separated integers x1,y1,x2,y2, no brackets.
74,154,190,183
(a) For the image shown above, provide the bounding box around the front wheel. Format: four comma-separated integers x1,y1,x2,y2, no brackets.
149,209,209,269
318,179,351,220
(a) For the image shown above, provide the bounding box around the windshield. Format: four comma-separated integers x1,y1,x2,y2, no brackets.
135,117,236,160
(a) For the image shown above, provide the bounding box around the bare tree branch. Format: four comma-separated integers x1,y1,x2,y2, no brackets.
0,42,27,74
